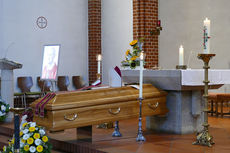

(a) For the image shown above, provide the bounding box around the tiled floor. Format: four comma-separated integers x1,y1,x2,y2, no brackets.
91,116,230,153
47,116,230,153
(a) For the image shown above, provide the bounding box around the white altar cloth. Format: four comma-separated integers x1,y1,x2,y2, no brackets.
181,69,230,86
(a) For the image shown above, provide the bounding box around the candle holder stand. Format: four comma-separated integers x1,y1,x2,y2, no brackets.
192,53,215,147
136,98,146,142
96,73,101,80
176,65,187,70
10,107,25,153
112,121,122,137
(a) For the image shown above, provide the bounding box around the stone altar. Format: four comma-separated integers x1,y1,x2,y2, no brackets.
0,58,22,122
121,69,230,134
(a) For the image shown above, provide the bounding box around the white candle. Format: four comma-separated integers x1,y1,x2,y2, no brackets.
179,45,184,65
203,18,210,54
139,52,144,98
97,54,102,74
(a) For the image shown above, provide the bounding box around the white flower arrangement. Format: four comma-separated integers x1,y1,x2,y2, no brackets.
0,99,10,122
1,120,52,153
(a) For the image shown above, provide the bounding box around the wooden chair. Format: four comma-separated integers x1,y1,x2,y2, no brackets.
57,76,70,91
216,93,230,117
16,76,40,108
72,76,86,89
208,93,230,117
37,77,52,95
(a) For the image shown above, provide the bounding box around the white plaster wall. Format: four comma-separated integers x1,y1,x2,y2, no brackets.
159,0,230,92
0,0,88,92
101,0,133,84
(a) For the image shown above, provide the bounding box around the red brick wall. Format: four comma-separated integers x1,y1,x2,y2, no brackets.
88,0,101,84
133,0,159,68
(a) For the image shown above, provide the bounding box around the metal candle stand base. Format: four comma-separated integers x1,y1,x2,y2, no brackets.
112,121,122,137
136,98,146,142
193,53,215,147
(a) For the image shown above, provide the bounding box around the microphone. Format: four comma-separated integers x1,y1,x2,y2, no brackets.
4,42,15,59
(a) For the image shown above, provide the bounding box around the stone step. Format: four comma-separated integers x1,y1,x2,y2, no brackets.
0,123,107,153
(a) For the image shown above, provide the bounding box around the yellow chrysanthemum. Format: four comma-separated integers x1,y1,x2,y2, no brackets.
125,49,130,56
27,137,34,145
12,138,15,144
42,136,48,142
20,131,23,137
9,152,12,153
130,40,138,46
24,145,29,151
36,145,43,152
29,126,35,132
3,146,6,151
33,133,40,139
131,56,138,61
22,123,28,128
22,139,26,143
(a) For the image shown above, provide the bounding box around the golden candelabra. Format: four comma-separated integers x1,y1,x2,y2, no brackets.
193,53,215,147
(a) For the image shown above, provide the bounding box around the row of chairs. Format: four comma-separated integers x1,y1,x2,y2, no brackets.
14,76,86,108
209,93,230,117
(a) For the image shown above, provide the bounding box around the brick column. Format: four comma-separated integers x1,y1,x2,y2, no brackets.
88,0,101,84
133,0,159,68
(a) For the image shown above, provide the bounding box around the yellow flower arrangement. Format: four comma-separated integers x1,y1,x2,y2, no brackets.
1,121,52,153
121,38,144,69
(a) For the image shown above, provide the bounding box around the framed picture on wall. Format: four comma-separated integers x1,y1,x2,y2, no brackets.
41,45,60,80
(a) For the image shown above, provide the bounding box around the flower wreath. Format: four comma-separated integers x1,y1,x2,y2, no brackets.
1,121,52,153
0,99,10,122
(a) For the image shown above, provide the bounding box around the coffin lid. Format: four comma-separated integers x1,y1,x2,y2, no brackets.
31,84,167,111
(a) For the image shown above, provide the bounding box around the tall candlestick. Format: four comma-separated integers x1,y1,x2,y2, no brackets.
179,45,184,65
97,54,102,74
136,51,146,142
139,52,144,98
203,18,210,54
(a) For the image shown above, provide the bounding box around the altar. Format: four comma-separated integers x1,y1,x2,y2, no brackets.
121,69,230,134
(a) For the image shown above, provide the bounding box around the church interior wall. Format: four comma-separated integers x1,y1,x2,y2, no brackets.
159,0,230,92
0,0,88,92
101,0,133,84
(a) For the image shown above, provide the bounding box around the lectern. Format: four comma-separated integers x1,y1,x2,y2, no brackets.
0,58,22,122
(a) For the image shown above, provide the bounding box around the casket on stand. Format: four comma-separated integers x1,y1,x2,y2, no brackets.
30,84,168,132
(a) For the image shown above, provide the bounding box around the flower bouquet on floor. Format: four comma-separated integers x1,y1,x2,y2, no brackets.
121,38,144,69
0,99,10,122
1,121,52,153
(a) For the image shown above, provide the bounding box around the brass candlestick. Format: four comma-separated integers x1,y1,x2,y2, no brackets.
176,65,187,70
193,53,215,147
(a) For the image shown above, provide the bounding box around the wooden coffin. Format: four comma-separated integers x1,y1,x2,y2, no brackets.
30,84,168,132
